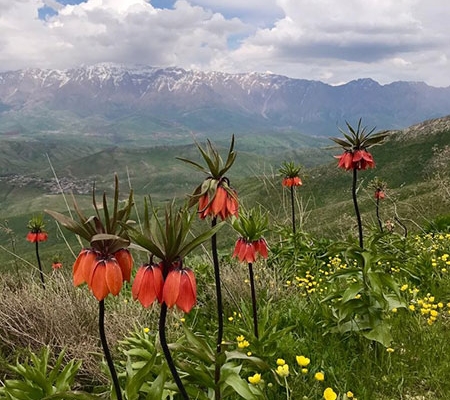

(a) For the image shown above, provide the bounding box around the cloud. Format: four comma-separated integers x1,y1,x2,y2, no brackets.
0,0,449,86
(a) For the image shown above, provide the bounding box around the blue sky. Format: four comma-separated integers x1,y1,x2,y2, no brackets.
2,0,450,87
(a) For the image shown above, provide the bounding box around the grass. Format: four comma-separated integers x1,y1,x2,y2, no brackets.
2,117,450,399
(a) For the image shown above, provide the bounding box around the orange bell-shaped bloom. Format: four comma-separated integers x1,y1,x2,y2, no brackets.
88,257,124,301
162,268,197,313
198,184,238,220
335,152,354,170
353,149,375,170
282,176,302,187
132,263,164,308
375,189,385,200
52,262,63,270
26,231,48,243
233,237,268,263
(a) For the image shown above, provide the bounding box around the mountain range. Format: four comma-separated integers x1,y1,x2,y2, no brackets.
1,63,450,142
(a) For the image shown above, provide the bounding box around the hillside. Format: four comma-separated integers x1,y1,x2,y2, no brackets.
0,115,450,266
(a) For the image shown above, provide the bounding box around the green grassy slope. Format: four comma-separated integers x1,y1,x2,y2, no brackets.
0,116,449,264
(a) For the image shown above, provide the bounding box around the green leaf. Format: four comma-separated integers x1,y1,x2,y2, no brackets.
341,283,363,303
223,373,258,400
362,322,393,347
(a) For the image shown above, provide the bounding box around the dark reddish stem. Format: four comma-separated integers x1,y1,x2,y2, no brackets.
248,262,259,339
35,241,45,290
98,300,122,400
211,216,223,400
290,186,296,234
352,168,364,249
159,302,189,399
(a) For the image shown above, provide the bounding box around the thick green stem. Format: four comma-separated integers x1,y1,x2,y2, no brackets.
290,186,296,234
159,302,189,399
98,300,122,400
248,262,259,338
35,241,45,290
352,168,364,249
211,217,223,400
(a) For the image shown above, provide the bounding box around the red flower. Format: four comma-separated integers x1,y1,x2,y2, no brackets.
132,263,164,308
52,262,63,270
162,268,197,313
336,150,375,171
72,248,133,300
198,185,239,220
26,232,48,243
375,189,385,200
232,237,268,263
282,176,302,187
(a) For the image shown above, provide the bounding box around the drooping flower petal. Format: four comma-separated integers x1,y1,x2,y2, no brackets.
105,258,123,296
176,269,197,313
162,269,181,308
256,238,268,259
211,186,227,216
73,249,98,286
89,260,109,301
114,248,133,282
244,243,256,263
198,193,211,219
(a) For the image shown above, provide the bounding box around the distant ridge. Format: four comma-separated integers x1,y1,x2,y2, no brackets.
1,63,450,139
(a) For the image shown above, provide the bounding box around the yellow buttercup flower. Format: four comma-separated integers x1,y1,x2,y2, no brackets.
346,391,354,398
238,340,250,349
323,387,337,400
276,358,286,366
315,371,325,381
236,335,245,342
248,373,261,385
301,368,308,374
296,355,310,367
143,327,150,333
276,364,289,377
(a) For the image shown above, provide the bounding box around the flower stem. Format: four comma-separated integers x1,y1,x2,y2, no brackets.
98,300,122,400
290,186,296,234
248,262,259,338
159,302,189,400
35,241,45,290
211,216,223,400
376,197,383,233
352,167,363,249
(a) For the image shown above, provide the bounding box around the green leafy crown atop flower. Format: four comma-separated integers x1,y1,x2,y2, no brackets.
330,118,388,151
45,174,133,254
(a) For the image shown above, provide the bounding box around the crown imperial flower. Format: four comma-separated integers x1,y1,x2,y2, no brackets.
331,119,387,171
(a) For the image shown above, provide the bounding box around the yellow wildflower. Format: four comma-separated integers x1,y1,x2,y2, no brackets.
346,391,354,398
276,364,289,377
276,358,286,366
143,327,150,333
323,387,337,400
238,340,250,349
236,335,245,342
315,371,325,381
248,373,261,385
296,355,311,367
386,347,394,353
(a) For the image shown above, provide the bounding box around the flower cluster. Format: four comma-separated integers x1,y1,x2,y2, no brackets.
132,260,196,313
335,150,375,171
232,237,268,263
331,119,387,172
197,179,238,220
26,215,48,243
73,248,133,301
279,161,303,187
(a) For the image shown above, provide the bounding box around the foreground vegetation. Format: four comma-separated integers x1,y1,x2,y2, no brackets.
1,118,450,399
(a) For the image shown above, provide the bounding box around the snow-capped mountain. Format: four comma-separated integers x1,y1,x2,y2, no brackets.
1,63,450,137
